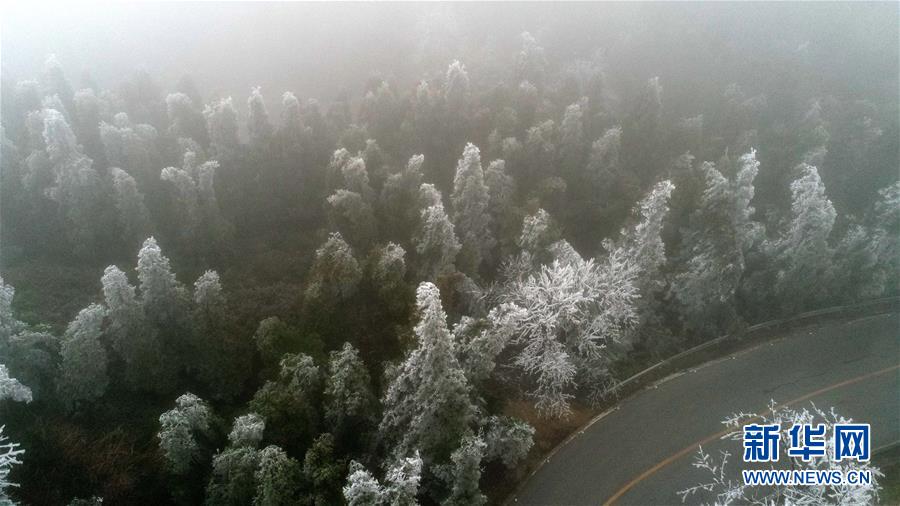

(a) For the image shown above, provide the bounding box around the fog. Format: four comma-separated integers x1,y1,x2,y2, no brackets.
5,2,896,116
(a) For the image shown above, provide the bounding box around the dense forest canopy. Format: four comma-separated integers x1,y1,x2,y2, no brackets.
0,2,897,505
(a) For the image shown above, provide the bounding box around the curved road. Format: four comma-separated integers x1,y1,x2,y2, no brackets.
511,312,900,505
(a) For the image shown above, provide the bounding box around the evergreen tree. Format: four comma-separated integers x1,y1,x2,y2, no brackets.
57,304,108,410
305,232,362,308
0,364,32,403
158,393,213,475
772,164,836,311
302,433,346,505
247,87,273,149
101,265,167,391
380,282,473,463
450,143,494,275
444,435,487,506
108,167,151,250
324,343,377,437
204,97,240,160
414,184,460,280
228,413,265,448
254,445,301,506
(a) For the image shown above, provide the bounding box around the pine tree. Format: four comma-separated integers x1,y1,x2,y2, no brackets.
616,180,675,295
343,461,384,506
42,108,106,255
327,189,377,249
381,155,425,241
101,265,166,391
481,415,534,469
228,413,265,448
451,143,494,275
414,184,460,279
444,435,487,506
165,92,209,146
380,282,473,463
158,393,213,475
205,447,261,506
302,433,346,505
109,167,151,250
671,159,754,335
247,87,273,148
324,343,376,436
254,445,301,506
204,97,240,160
0,364,32,403
773,164,836,311
137,237,187,324
305,232,362,308
58,304,108,410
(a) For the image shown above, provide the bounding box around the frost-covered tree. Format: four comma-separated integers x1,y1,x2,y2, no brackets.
158,393,213,475
204,97,240,159
444,60,470,116
559,99,587,175
137,237,187,324
588,126,622,188
302,433,346,505
616,180,675,294
679,402,882,506
42,55,74,114
517,209,558,262
342,453,423,506
228,413,265,448
249,353,321,449
515,32,547,85
247,87,273,148
280,92,303,138
254,445,301,506
869,181,900,295
444,435,487,506
205,446,261,506
99,114,159,186
42,108,106,254
166,92,208,146
101,265,167,391
0,425,24,504
324,343,376,434
772,164,836,311
380,282,474,462
502,245,638,417
343,461,384,506
57,304,108,410
327,189,376,249
305,232,362,308
108,167,151,249
451,143,494,275
454,303,526,383
372,242,407,296
160,151,228,245
414,184,461,279
341,156,374,201
671,156,757,335
481,415,534,469
0,364,32,403
380,154,425,239
192,271,235,392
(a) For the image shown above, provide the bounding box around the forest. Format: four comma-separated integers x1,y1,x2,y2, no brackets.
0,3,897,505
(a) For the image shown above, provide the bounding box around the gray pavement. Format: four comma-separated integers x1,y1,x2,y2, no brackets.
511,312,900,506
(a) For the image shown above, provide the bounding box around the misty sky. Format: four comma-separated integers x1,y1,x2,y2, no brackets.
3,2,898,119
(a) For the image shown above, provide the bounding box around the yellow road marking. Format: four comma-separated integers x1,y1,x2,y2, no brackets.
602,363,900,505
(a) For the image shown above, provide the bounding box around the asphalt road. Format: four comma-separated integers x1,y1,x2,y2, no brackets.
511,312,900,506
